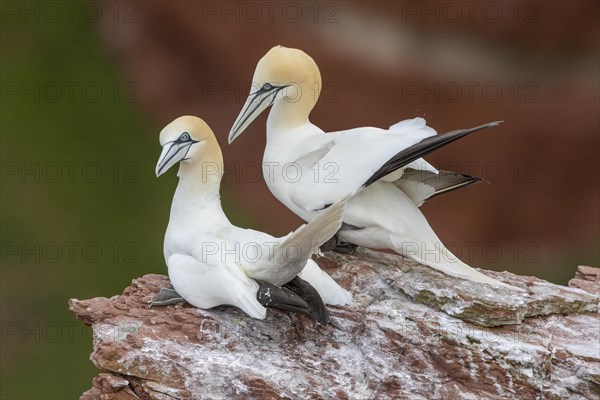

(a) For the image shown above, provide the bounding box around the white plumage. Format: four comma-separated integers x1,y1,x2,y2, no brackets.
229,45,523,292
157,116,352,320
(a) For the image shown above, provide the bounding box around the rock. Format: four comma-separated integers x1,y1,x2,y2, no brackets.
80,373,139,400
70,249,599,399
568,266,600,296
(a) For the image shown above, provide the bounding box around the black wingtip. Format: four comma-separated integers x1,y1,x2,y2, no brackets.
256,278,329,325
461,174,485,185
424,171,486,201
283,277,329,325
468,174,490,185
364,121,501,188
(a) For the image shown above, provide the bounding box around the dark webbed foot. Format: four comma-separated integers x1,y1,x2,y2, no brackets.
334,241,358,255
150,288,187,307
320,235,338,252
256,277,329,325
320,233,359,255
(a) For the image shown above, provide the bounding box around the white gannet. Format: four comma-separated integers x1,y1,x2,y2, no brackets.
154,115,352,323
228,46,523,292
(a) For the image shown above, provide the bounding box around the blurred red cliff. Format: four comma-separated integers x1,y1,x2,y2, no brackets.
93,1,599,281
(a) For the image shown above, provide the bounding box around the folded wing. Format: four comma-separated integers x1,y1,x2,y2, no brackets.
244,198,348,286
289,119,435,211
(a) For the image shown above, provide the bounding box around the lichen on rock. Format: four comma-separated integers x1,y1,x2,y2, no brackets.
70,249,599,399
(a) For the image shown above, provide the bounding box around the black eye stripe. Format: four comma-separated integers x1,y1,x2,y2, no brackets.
166,132,199,147
171,132,191,144
249,83,276,97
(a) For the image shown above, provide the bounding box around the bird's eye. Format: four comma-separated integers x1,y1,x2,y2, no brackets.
179,132,190,142
262,83,274,91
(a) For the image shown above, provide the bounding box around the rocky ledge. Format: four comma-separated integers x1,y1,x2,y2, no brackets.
69,249,599,399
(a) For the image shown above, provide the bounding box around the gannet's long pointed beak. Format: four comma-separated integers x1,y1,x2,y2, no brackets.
228,84,286,144
155,141,195,177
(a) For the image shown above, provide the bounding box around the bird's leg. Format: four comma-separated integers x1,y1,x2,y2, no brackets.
319,235,338,252
334,240,358,255
150,288,187,307
320,232,359,255
256,278,329,325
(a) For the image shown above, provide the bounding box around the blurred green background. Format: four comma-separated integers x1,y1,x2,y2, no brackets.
1,1,598,398
1,10,162,398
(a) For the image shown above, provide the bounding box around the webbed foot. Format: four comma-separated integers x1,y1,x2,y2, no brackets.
334,241,358,255
320,233,359,255
150,288,186,307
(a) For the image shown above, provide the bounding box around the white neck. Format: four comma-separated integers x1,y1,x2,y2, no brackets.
266,81,319,135
169,156,229,230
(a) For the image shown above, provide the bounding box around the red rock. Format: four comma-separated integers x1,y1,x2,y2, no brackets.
71,249,599,399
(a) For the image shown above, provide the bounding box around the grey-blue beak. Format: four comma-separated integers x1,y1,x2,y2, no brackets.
228,84,287,144
156,141,195,177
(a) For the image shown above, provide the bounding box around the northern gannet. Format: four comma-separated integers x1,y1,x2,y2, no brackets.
154,115,352,323
228,46,523,291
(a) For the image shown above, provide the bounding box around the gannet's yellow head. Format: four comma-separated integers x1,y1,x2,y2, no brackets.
229,45,321,143
155,116,220,177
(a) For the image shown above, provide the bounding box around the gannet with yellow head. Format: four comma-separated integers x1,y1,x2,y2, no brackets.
229,46,524,292
155,115,352,323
